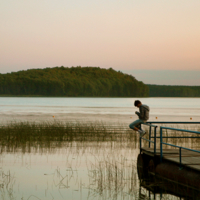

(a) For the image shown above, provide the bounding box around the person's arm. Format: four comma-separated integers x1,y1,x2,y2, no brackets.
136,106,145,119
135,111,140,117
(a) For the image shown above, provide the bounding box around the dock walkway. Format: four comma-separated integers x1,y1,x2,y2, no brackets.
142,147,200,171
139,121,200,171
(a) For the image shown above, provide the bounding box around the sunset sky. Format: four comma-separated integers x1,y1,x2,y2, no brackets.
1,0,200,85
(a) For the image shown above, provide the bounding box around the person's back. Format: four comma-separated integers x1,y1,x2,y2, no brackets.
138,104,150,121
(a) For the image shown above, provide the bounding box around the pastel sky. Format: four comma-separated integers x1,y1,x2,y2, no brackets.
1,0,200,85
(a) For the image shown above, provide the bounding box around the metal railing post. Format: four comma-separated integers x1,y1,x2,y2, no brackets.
149,125,152,148
179,147,182,170
160,127,163,163
154,126,157,155
139,124,142,154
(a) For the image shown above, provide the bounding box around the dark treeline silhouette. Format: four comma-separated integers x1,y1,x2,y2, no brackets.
148,84,200,97
0,66,149,97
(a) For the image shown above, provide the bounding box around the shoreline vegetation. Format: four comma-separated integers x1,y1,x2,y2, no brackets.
0,95,200,98
0,121,141,152
0,121,137,142
0,121,199,151
148,84,200,97
0,66,200,97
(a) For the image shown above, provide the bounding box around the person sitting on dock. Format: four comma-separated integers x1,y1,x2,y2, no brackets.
129,100,150,137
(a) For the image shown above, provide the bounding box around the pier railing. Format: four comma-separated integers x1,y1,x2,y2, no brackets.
139,123,157,154
140,122,200,166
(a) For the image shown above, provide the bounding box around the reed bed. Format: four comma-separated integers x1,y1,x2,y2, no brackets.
0,121,199,152
0,121,144,153
0,121,131,142
88,155,140,199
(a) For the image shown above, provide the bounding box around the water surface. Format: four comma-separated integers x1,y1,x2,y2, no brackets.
0,97,200,199
1,97,200,124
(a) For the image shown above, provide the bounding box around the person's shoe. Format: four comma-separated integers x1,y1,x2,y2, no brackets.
140,130,146,137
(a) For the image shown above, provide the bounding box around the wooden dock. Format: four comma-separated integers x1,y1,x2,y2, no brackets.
142,147,200,171
137,122,200,198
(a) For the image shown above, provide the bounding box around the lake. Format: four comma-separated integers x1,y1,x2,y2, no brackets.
1,97,200,124
0,97,200,200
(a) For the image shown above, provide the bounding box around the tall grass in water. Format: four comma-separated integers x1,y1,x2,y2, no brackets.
88,152,139,199
0,121,143,153
1,121,199,152
87,151,159,200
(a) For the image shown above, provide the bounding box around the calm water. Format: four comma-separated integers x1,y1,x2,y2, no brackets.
1,97,200,124
0,97,200,200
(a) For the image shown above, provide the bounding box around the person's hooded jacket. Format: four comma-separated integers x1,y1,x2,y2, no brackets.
136,104,150,121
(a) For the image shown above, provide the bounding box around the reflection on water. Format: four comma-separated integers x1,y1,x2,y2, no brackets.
0,142,139,200
1,138,199,199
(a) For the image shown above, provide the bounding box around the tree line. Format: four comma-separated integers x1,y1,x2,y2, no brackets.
1,67,199,97
0,66,149,97
148,84,200,97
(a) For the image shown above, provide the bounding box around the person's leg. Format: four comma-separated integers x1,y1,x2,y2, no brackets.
129,119,146,137
129,119,142,131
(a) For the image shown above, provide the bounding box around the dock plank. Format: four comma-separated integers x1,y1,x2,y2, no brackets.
142,147,200,156
141,147,200,172
186,165,200,171
164,156,200,165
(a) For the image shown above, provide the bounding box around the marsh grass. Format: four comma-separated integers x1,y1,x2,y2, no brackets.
88,153,141,200
0,121,199,152
0,121,144,153
0,121,129,142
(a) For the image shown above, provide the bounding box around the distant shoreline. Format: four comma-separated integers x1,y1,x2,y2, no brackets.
1,66,200,97
0,95,200,98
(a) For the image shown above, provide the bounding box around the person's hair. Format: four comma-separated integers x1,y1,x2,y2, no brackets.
134,100,141,106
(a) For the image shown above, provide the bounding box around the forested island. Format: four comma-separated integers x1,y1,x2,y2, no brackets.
0,66,149,97
1,66,199,97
